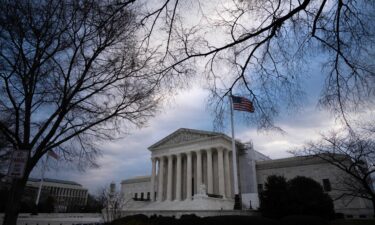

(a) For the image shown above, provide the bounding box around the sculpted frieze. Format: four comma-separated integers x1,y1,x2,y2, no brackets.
152,131,215,149
151,137,232,158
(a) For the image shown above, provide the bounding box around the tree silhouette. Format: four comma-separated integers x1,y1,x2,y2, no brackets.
139,0,375,130
0,1,183,224
259,175,288,218
2,1,375,224
260,175,334,218
299,128,375,215
287,176,334,218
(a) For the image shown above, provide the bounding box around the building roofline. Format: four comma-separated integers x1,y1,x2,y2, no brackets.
121,175,151,184
28,178,82,187
148,128,244,151
148,128,222,149
256,154,347,169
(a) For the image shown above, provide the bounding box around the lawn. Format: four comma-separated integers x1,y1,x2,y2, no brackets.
110,214,375,225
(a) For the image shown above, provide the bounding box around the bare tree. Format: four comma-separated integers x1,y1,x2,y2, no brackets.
297,128,375,215
0,114,12,175
98,183,125,222
0,1,184,224
0,130,11,177
139,0,375,130
2,0,375,224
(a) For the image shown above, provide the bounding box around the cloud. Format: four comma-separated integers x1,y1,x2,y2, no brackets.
31,86,214,193
30,80,352,193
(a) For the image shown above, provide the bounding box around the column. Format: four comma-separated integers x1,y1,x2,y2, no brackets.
167,155,173,201
196,150,202,192
158,156,165,201
186,151,192,200
176,153,182,201
224,150,232,198
217,147,225,197
206,149,213,194
150,158,157,201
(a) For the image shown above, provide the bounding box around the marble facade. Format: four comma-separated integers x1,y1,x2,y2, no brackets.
149,128,243,210
121,128,264,210
150,144,234,202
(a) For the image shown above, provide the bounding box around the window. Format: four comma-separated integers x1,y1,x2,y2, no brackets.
322,179,331,192
141,192,144,200
147,192,150,200
134,193,138,199
258,184,263,192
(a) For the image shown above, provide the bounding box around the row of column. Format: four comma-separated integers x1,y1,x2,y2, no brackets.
150,148,233,201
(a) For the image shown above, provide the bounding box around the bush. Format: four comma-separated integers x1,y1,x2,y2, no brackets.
259,175,335,219
287,176,334,219
259,175,289,218
178,214,202,225
280,215,329,225
111,214,150,225
201,215,278,225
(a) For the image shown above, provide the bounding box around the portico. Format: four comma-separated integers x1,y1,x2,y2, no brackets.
150,147,233,202
146,128,237,209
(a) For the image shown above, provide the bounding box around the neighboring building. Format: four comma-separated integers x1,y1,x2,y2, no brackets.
27,178,88,212
120,128,374,218
121,176,151,201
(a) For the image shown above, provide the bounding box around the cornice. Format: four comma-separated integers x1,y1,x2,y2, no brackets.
256,156,328,170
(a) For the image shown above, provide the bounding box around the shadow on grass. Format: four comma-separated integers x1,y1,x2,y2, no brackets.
110,214,375,225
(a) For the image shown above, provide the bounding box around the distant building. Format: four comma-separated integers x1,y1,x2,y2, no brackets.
27,178,88,212
120,128,374,219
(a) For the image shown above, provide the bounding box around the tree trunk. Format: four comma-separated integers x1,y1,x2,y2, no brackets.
2,177,27,225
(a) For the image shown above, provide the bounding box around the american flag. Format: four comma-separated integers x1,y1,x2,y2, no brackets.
231,96,254,113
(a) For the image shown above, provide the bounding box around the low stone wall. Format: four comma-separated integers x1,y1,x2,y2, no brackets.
119,209,258,219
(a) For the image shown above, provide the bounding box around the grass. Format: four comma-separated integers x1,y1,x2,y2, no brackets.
110,214,375,225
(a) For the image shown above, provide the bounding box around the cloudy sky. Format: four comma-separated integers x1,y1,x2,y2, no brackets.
29,1,358,194
31,67,345,194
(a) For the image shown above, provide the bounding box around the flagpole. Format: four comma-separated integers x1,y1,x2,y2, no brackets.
229,93,242,210
35,154,49,206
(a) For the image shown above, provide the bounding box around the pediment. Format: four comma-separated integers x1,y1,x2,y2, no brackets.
148,128,222,150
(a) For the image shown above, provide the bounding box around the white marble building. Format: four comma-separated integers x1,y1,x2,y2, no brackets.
121,128,373,218
122,128,266,210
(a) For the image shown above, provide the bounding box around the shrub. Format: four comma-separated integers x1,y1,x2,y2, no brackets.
202,215,279,225
287,176,334,219
179,214,202,225
259,175,289,218
259,175,335,219
280,215,329,225
111,214,149,225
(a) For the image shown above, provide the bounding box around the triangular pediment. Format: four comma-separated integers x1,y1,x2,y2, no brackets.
148,128,223,150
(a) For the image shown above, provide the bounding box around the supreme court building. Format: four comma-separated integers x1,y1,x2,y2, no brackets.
120,128,373,218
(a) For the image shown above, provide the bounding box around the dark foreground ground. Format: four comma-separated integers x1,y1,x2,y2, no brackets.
110,214,375,225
